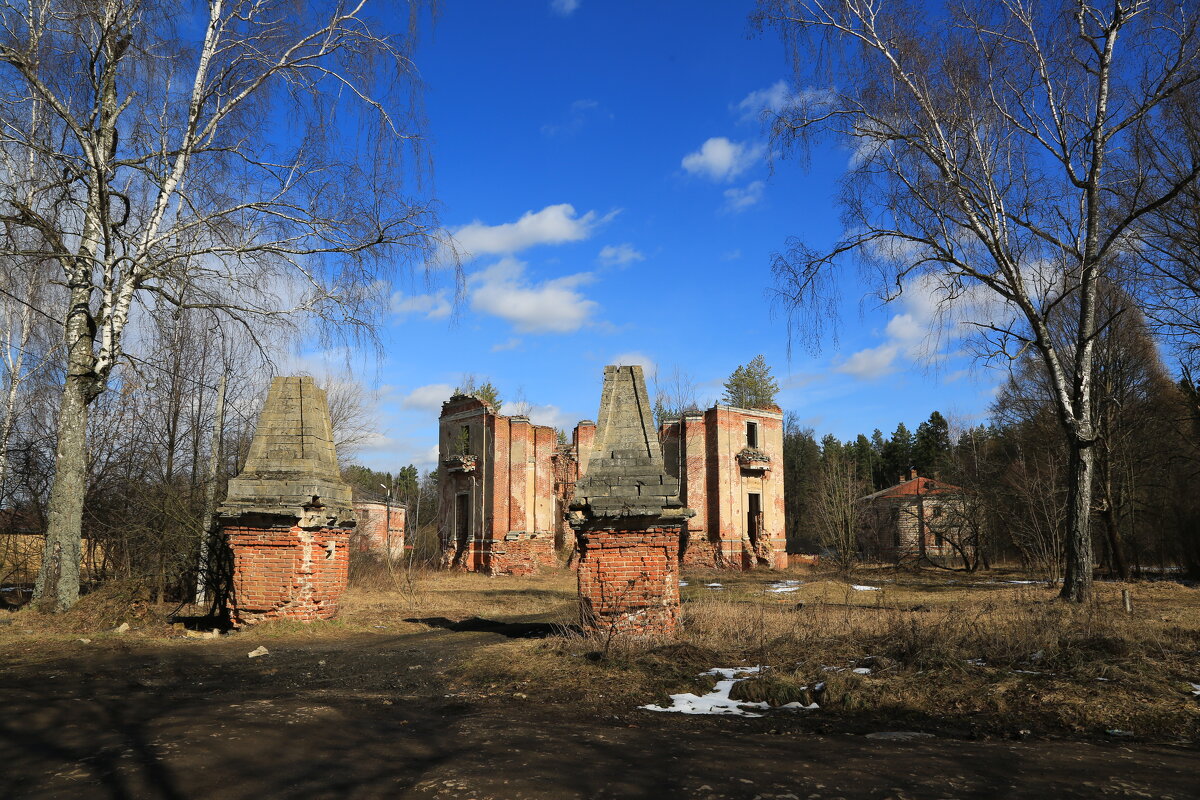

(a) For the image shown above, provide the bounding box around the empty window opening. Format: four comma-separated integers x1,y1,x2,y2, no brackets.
455,493,470,550
746,421,758,449
747,492,762,547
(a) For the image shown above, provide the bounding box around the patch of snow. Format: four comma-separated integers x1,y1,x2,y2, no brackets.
821,666,845,672
640,667,768,717
1005,580,1045,585
852,667,872,675
704,583,725,590
1189,682,1200,697
780,701,820,710
679,581,689,587
1106,729,1134,737
851,585,881,592
766,586,800,593
965,658,986,666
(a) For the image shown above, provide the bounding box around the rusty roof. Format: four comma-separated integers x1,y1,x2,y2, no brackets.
860,475,962,502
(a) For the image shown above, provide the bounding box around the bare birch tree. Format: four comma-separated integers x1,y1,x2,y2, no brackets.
758,0,1200,600
0,0,441,610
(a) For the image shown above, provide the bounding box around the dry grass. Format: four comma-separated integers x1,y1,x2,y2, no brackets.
442,565,1200,742
2,562,1196,742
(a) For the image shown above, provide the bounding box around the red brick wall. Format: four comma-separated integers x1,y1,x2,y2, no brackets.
225,524,351,623
353,502,405,558
489,534,557,577
680,536,721,568
576,525,682,636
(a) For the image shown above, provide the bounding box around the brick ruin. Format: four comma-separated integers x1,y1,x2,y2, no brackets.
660,406,787,569
859,469,964,562
568,365,694,636
437,394,786,573
437,395,562,575
353,500,406,560
218,376,356,623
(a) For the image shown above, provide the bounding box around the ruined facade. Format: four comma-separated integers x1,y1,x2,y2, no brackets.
569,365,694,636
353,500,406,560
436,391,788,573
660,405,787,569
858,470,963,562
218,376,355,623
437,395,559,575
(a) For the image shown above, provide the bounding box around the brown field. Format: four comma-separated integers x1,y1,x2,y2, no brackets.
3,562,1198,744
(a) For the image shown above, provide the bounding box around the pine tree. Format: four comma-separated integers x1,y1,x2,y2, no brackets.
881,422,913,484
721,355,780,409
913,411,951,476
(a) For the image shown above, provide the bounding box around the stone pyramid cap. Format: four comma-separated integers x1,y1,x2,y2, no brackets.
571,365,691,522
219,376,355,527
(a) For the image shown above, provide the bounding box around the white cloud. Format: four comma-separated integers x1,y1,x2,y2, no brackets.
491,337,521,352
452,204,604,259
470,256,598,333
500,402,579,431
550,0,579,16
610,351,656,373
542,99,607,137
835,343,901,379
722,180,765,213
735,80,792,122
401,383,456,412
598,243,644,267
681,137,764,182
390,289,451,319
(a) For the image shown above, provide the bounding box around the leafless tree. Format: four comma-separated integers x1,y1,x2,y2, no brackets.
317,372,379,463
758,0,1200,600
0,0,442,609
813,444,868,571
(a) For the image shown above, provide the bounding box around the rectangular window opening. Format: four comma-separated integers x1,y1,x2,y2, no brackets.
747,492,762,547
746,421,758,449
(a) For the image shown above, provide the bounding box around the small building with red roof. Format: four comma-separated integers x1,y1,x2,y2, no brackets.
859,468,964,562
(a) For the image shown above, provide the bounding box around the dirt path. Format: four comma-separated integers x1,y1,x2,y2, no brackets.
1,626,1195,799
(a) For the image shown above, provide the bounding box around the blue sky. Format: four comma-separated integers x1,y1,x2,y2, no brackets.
328,1,1005,472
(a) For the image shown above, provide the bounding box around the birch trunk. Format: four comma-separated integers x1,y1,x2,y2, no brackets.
33,301,98,611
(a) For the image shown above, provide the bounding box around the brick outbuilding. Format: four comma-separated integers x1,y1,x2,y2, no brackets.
858,469,964,562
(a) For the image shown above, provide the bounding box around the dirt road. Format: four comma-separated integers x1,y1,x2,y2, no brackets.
1,622,1195,800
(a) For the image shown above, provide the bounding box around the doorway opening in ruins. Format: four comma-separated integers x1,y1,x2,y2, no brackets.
747,492,761,549
453,492,470,565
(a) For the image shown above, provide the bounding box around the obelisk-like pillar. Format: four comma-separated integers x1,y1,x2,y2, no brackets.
218,376,356,623
568,366,694,636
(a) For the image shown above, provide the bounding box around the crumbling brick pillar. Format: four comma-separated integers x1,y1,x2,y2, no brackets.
570,366,694,637
224,516,352,622
576,524,681,635
218,377,356,624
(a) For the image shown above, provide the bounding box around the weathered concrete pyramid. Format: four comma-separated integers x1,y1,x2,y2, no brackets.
571,365,691,522
219,376,355,527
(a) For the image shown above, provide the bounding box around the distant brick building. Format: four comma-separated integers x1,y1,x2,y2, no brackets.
859,469,963,562
437,395,560,575
660,406,787,569
352,500,406,560
437,395,788,574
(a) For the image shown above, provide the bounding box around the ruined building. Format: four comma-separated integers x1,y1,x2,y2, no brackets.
436,394,561,575
660,406,787,569
353,499,406,560
437,391,788,573
858,469,964,562
569,365,693,635
218,376,355,623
